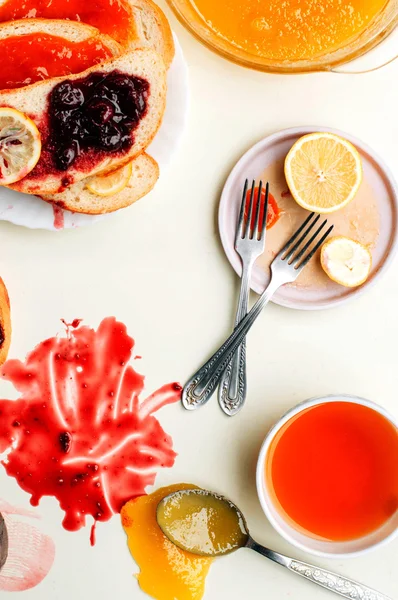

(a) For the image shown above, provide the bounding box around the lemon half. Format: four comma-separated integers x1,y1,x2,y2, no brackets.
285,132,362,214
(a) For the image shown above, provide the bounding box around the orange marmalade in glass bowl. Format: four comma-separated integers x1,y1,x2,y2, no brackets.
167,0,397,72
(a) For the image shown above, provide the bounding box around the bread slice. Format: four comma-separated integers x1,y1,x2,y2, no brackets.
0,18,121,57
0,277,11,367
0,1,175,68
42,153,159,214
127,0,175,68
2,49,167,195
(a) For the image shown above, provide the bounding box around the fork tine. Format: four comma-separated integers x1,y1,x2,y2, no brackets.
291,218,328,265
284,213,321,261
244,180,256,239
296,224,335,271
278,212,316,257
236,179,249,242
253,180,263,240
259,182,269,240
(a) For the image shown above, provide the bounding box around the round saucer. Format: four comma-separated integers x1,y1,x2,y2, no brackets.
219,126,398,310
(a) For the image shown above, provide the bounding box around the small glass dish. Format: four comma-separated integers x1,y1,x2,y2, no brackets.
166,0,398,73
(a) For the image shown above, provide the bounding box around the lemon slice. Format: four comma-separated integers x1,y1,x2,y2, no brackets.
321,236,372,287
284,132,362,214
0,107,41,185
86,162,133,197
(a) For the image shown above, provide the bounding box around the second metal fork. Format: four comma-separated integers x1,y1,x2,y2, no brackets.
182,212,334,411
218,179,269,416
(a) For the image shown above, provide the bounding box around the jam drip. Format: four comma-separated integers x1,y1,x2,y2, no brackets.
0,317,181,534
48,71,149,170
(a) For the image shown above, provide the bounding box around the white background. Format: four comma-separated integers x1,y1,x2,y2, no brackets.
0,1,397,598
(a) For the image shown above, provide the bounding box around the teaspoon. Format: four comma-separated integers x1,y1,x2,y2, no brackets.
157,488,392,600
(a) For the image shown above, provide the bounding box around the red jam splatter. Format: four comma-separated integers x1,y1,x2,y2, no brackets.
245,187,281,231
0,0,131,46
52,205,64,230
0,317,181,536
281,189,292,198
0,34,113,90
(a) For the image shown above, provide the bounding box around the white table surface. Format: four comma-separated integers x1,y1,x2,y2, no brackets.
0,2,397,598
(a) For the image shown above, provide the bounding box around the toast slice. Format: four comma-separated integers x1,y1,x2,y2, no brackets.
2,49,167,195
0,0,175,68
0,277,11,366
42,153,159,214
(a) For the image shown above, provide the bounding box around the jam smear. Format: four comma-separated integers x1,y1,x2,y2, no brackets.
52,205,65,230
46,71,149,171
0,34,113,91
245,187,281,231
0,317,181,535
0,0,131,46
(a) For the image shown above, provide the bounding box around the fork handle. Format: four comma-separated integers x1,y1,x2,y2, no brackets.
182,278,281,410
218,260,253,416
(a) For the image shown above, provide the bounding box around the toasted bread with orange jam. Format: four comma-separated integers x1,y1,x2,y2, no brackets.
0,19,122,90
0,0,175,68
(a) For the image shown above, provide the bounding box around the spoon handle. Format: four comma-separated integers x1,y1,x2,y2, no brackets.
248,540,392,600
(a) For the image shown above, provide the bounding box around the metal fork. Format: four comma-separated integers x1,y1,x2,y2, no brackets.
218,179,269,417
182,212,334,411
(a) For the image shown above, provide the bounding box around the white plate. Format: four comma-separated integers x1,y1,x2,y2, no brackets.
0,34,189,231
219,126,398,311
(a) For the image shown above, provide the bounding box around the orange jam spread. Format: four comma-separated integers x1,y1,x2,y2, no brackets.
192,0,388,61
0,0,131,46
266,402,398,541
121,484,213,600
0,34,113,90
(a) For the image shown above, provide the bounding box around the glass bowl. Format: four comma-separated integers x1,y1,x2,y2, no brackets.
166,0,398,73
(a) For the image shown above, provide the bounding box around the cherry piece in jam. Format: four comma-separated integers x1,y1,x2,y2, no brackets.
48,70,149,171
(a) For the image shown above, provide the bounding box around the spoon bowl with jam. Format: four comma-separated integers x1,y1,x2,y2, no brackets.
157,489,393,600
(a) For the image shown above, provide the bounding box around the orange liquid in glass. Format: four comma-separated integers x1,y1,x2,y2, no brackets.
192,0,388,61
266,402,398,541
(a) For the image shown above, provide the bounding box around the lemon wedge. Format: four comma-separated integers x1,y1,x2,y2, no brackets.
86,162,133,197
284,132,362,214
321,236,372,287
0,107,41,185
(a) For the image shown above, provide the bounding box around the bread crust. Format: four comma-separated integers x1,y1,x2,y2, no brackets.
127,0,175,68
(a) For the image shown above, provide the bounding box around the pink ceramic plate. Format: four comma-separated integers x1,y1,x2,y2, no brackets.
219,126,398,310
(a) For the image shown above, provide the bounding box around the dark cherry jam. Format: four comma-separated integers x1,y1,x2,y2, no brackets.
48,71,149,171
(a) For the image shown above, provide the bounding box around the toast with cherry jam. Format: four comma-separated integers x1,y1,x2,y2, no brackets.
1,49,167,195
